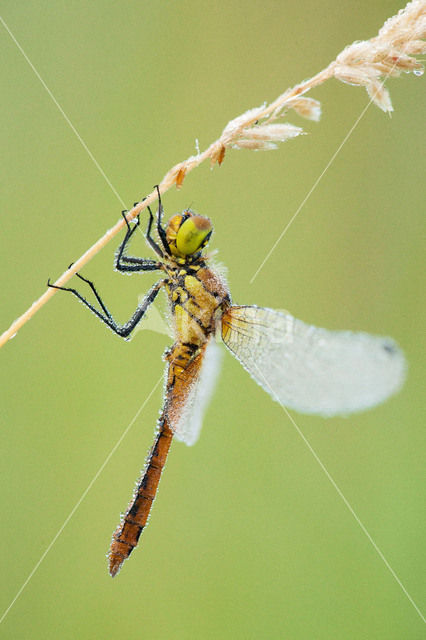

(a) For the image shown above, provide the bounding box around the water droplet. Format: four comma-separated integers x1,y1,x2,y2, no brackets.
413,68,424,77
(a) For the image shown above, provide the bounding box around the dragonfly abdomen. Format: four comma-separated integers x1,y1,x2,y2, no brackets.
108,416,173,577
108,342,204,576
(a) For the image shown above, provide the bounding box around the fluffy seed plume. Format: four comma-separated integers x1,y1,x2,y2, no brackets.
333,0,426,111
286,97,322,121
232,124,304,151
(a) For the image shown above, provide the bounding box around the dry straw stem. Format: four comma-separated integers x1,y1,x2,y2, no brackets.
1,0,425,349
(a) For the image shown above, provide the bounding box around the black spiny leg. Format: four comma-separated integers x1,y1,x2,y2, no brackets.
154,185,171,256
47,275,164,339
115,210,162,272
145,205,164,258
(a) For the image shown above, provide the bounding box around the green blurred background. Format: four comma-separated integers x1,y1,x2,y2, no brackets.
1,1,424,638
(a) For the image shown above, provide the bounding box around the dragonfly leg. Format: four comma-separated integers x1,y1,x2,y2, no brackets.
145,204,164,258
115,209,162,272
47,277,164,338
154,184,171,256
144,186,171,257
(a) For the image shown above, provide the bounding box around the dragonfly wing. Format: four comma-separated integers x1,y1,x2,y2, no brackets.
166,337,222,446
221,305,406,416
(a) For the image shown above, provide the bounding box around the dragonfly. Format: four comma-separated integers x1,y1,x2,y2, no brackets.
48,187,406,576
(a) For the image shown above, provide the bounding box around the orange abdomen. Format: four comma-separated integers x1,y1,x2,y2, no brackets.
108,417,173,577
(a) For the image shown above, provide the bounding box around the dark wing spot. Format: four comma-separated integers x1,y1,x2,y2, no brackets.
382,340,397,355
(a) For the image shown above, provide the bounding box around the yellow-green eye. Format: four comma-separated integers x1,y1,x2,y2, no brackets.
176,215,212,255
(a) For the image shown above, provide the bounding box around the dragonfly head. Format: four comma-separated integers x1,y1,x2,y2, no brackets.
166,211,213,259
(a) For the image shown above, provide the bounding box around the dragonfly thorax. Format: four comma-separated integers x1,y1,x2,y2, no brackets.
166,211,212,259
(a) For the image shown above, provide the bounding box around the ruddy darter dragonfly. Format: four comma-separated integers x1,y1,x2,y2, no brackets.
48,189,406,576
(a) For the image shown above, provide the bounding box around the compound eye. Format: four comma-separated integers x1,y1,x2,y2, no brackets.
176,215,212,255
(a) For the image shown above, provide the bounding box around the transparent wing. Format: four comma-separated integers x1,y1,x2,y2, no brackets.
166,338,222,446
222,305,406,416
